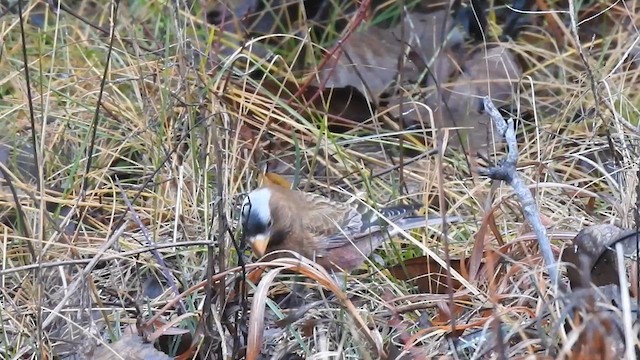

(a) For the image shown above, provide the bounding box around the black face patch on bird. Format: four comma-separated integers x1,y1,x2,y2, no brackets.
242,207,270,239
241,187,274,240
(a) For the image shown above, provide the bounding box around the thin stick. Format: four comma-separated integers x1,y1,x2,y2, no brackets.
479,97,558,287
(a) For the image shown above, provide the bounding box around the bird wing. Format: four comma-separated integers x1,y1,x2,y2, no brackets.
300,191,420,249
298,192,360,239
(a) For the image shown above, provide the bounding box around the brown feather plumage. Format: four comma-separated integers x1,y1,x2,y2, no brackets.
242,185,458,272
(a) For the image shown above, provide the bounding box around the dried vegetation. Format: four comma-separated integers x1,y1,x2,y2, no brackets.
1,0,640,359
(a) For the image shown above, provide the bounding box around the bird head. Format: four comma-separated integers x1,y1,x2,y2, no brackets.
241,187,274,257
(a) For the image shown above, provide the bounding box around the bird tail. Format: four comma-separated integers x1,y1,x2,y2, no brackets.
336,214,466,271
391,215,467,236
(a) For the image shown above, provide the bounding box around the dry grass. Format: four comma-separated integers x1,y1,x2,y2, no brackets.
0,0,639,359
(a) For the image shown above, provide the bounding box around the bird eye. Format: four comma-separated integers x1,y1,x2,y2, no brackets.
267,219,273,228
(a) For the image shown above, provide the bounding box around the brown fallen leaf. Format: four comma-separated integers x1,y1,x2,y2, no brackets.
438,45,522,154
387,255,472,294
382,42,521,156
561,224,625,289
313,26,422,101
391,11,465,88
313,11,463,106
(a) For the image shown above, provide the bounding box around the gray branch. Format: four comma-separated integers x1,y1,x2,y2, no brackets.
479,97,558,286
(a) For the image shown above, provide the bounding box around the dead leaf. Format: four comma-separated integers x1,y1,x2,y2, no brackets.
561,224,624,289
313,26,422,101
313,11,464,106
437,45,522,154
382,41,522,156
391,11,465,87
387,256,472,294
445,45,521,111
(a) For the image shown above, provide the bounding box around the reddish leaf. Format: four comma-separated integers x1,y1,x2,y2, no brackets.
388,256,471,294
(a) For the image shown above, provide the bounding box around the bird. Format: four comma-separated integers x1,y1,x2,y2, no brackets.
241,185,461,272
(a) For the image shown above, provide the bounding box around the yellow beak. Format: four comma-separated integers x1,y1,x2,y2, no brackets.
250,234,270,257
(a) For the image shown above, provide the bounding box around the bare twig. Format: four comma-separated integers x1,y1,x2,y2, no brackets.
478,97,558,286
